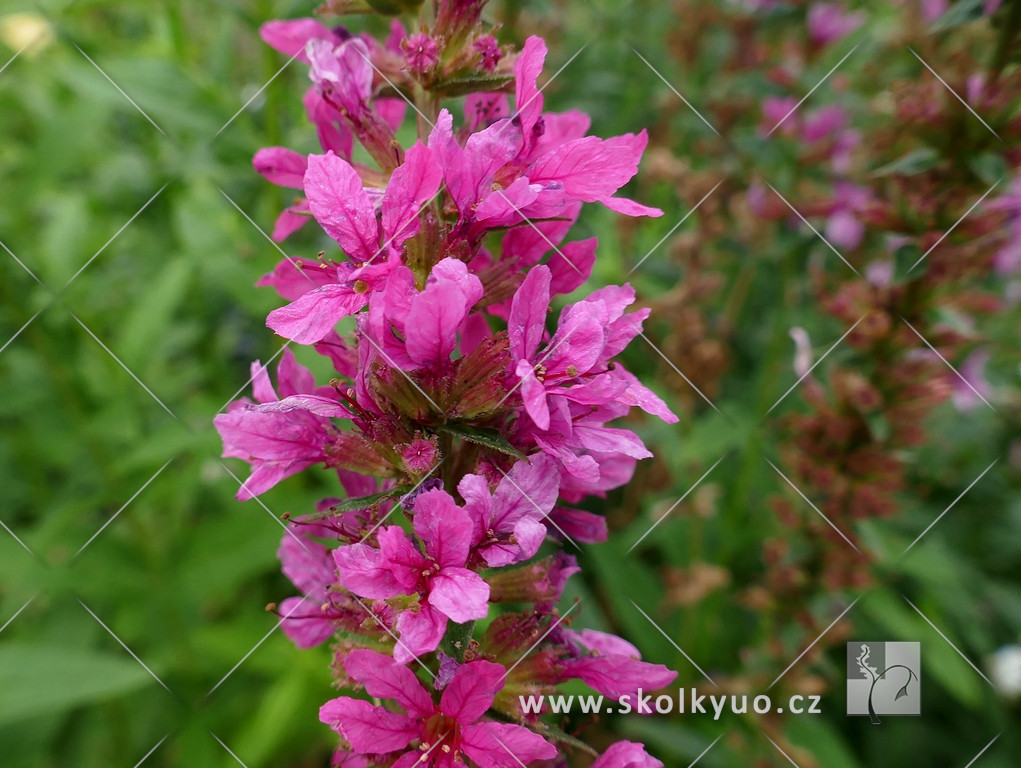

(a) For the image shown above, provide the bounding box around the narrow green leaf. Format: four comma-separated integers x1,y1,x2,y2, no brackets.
433,73,515,98
872,148,940,177
325,487,412,514
437,423,527,460
534,723,598,755
0,645,154,726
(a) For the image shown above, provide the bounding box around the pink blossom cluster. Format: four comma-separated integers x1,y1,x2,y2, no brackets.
216,6,677,767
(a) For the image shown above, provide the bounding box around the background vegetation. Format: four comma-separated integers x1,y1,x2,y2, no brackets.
1,1,1018,766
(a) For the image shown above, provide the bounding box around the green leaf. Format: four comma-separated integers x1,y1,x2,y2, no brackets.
437,423,527,460
968,153,1007,186
534,723,598,755
872,148,940,177
433,73,516,98
930,0,984,31
785,716,859,768
0,644,154,725
324,487,412,514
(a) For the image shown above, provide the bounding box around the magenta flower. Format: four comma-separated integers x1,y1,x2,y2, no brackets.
334,489,490,662
824,182,871,250
591,741,665,768
952,349,993,412
459,454,560,567
472,34,502,71
304,33,407,170
267,145,443,344
558,629,677,704
214,350,356,499
276,520,342,649
807,3,865,46
402,32,439,73
214,395,353,499
365,258,484,372
987,178,1021,275
252,146,313,241
320,650,556,766
426,36,661,244
260,17,338,62
509,266,676,431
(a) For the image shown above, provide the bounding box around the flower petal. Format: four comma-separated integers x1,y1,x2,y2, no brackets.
334,542,404,600
516,359,550,431
267,283,369,344
460,721,556,767
304,151,378,262
343,649,434,718
394,603,447,663
404,259,483,367
548,238,596,295
253,146,308,188
514,36,548,151
279,596,335,649
413,489,473,567
528,131,649,203
565,655,677,702
591,741,664,768
440,659,505,723
260,18,334,62
318,697,417,754
509,266,551,361
382,141,443,250
429,568,490,623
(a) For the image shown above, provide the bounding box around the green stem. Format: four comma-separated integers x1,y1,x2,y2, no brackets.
989,0,1021,84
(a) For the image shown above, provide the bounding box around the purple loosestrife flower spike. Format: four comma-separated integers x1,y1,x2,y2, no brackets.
221,8,677,764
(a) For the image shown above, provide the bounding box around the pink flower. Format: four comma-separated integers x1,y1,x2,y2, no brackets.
760,96,798,135
987,178,1021,275
921,0,948,22
305,35,406,170
402,33,439,73
260,18,338,63
214,395,353,499
307,35,374,116
521,396,651,495
214,350,355,498
547,506,608,543
425,36,661,245
320,650,556,766
592,742,664,768
399,437,440,473
331,751,369,768
558,629,677,704
459,454,560,567
800,105,847,143
508,266,676,431
277,521,339,648
824,182,871,250
807,3,864,46
267,146,443,344
334,488,490,662
952,349,992,411
252,147,313,241
364,258,484,372
473,34,501,71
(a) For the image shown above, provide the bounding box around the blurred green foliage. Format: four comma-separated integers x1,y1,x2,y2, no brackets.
1,1,1019,767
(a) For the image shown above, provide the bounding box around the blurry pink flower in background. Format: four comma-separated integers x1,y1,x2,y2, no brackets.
807,3,865,46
